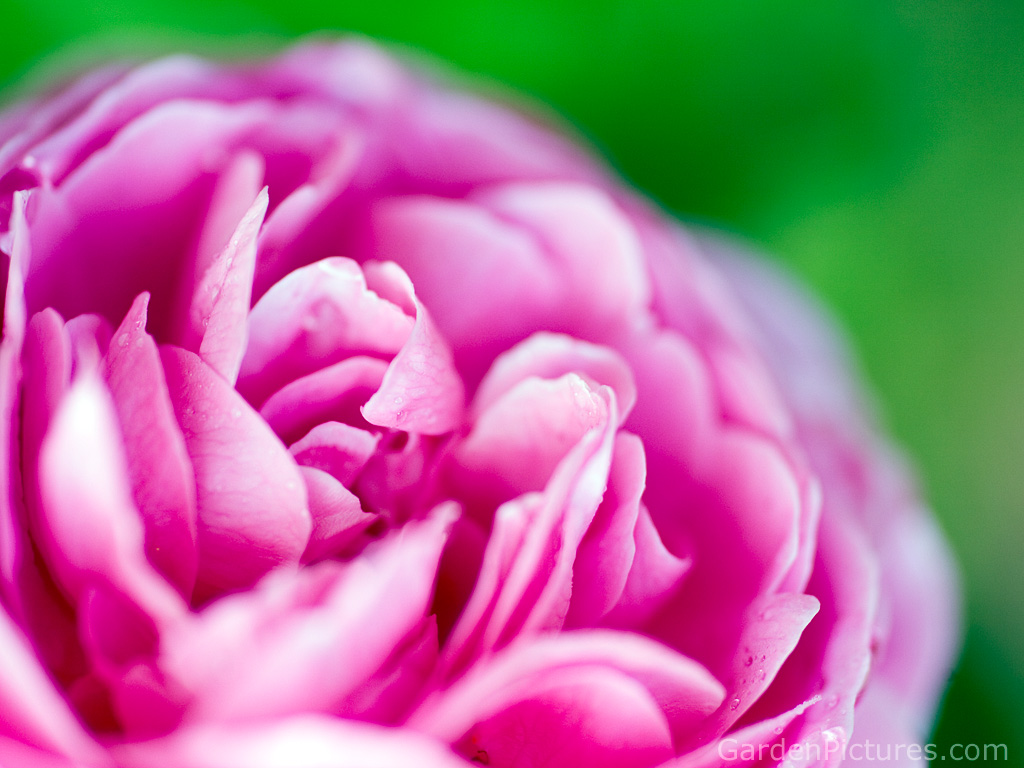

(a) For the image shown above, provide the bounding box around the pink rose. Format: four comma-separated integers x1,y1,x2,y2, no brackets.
0,40,958,767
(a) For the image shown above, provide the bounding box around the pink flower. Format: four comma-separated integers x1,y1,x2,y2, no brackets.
0,40,958,767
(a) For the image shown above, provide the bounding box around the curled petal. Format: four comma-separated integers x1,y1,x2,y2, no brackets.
361,260,465,435
415,630,724,759
260,356,389,444
240,257,412,406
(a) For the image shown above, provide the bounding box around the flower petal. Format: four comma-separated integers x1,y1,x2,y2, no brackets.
160,346,311,600
104,293,198,597
113,716,464,768
361,260,465,435
239,257,412,406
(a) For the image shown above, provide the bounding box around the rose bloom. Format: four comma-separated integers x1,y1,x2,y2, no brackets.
0,40,958,768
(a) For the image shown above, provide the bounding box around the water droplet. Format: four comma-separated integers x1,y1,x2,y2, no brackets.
729,697,741,711
743,655,754,667
826,694,839,709
773,726,783,735
117,333,129,348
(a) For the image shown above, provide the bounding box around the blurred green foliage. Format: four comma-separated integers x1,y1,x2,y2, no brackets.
3,0,1022,759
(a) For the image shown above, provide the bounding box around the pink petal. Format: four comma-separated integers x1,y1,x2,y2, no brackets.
0,194,28,601
289,420,380,484
448,374,610,514
25,99,279,333
298,466,375,563
445,386,617,669
361,260,465,435
366,196,561,373
683,592,821,749
163,507,455,721
473,331,637,423
160,346,311,600
565,432,645,626
453,665,673,768
415,631,724,764
603,504,691,628
36,373,186,623
0,604,105,763
239,257,412,406
175,148,267,384
113,715,465,768
474,182,650,338
259,355,389,444
254,125,364,299
104,293,198,597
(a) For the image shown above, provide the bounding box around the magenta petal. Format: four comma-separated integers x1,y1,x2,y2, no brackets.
187,167,268,384
0,604,104,762
160,346,311,599
37,374,186,623
112,716,465,768
254,127,364,298
104,293,198,597
239,257,412,406
260,355,389,444
289,421,380,484
361,260,465,435
163,508,455,721
298,466,375,563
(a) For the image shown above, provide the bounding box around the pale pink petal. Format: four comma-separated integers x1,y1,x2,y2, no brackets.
361,260,465,434
474,182,650,338
448,374,610,513
113,716,465,768
366,195,561,382
36,373,187,624
565,432,645,626
259,355,389,444
239,257,412,406
104,293,198,597
474,331,637,422
160,346,311,600
445,386,617,669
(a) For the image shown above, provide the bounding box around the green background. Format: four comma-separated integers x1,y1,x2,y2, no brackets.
2,0,1020,759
